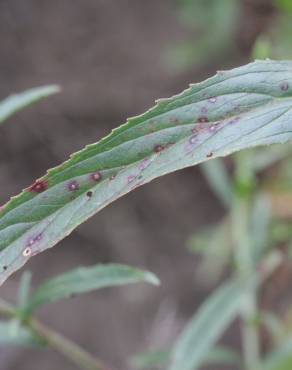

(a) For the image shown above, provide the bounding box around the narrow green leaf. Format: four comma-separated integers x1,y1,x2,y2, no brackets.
131,350,170,369
200,158,232,208
0,320,41,347
131,345,240,370
2,61,292,284
169,279,242,370
17,271,32,308
26,264,159,312
0,85,60,125
250,194,271,262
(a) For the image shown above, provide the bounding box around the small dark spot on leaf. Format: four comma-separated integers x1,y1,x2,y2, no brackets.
3,265,7,271
206,152,213,158
281,82,289,91
28,180,48,193
67,180,79,191
90,172,102,182
154,144,164,153
198,116,209,123
86,191,93,198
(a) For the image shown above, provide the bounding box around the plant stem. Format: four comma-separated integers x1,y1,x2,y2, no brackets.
233,151,261,370
29,319,110,370
0,298,110,370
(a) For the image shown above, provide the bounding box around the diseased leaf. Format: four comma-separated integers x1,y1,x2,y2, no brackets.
1,61,292,284
169,279,242,370
26,264,159,312
0,85,60,125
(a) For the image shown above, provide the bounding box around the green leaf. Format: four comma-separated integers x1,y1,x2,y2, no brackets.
200,158,232,208
131,346,240,370
0,85,60,125
26,264,159,312
2,60,292,284
169,279,242,370
17,271,32,308
263,339,292,370
0,320,41,347
131,350,170,369
250,193,271,262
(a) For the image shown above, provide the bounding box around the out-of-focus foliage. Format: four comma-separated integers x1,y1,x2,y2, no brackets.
167,0,240,70
253,0,292,60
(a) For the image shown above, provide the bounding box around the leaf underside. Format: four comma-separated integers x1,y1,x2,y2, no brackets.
1,60,292,285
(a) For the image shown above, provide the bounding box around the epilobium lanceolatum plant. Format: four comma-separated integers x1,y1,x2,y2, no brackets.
2,60,292,370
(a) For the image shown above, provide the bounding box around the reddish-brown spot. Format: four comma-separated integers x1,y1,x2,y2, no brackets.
198,116,209,123
67,180,79,191
90,171,102,182
154,144,164,153
28,180,48,193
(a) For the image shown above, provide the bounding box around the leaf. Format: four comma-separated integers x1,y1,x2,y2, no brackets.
0,320,42,347
1,60,292,284
0,85,60,125
26,264,159,312
169,279,243,370
131,350,170,369
263,339,292,370
131,346,240,370
17,271,32,308
200,158,232,208
250,193,271,262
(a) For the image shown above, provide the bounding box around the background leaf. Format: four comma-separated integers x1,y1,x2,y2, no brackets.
0,85,60,125
0,320,42,347
26,264,159,312
169,279,243,370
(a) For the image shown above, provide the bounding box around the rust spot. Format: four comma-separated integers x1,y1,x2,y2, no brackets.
67,180,79,191
154,144,164,153
90,171,102,182
28,180,48,193
198,116,209,123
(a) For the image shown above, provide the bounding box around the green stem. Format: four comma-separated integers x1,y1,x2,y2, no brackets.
232,151,261,370
0,298,110,370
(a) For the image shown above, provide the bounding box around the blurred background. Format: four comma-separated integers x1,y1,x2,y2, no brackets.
1,1,292,369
